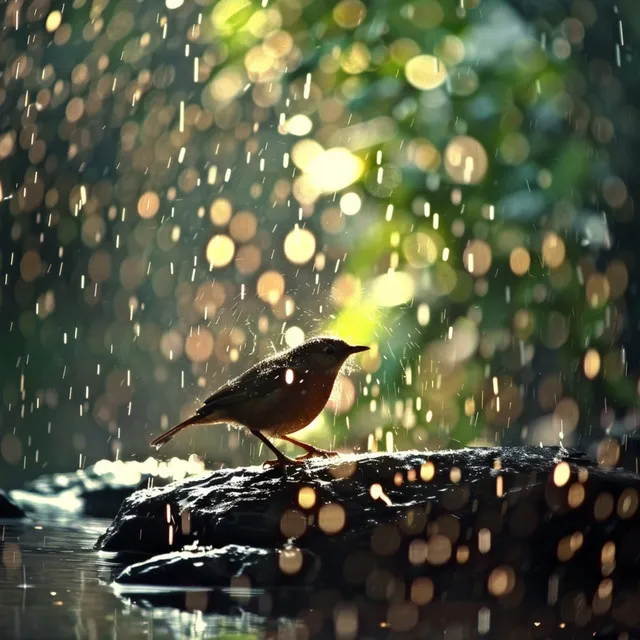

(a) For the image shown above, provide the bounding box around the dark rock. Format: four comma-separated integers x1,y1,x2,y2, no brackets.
0,488,25,518
11,457,205,518
97,447,596,554
115,543,320,589
101,447,640,636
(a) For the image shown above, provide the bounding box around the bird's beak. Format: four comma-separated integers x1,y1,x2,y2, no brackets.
346,344,370,355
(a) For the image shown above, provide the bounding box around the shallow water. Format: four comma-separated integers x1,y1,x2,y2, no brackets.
1,514,631,639
0,518,293,640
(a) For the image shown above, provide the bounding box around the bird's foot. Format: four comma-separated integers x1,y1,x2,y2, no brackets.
295,448,340,461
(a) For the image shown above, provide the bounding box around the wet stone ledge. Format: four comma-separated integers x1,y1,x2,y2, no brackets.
100,447,640,637
115,543,321,589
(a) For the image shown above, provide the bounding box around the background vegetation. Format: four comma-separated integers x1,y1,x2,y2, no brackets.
1,0,639,486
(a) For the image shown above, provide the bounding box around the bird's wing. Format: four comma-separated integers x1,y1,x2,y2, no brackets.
195,360,296,416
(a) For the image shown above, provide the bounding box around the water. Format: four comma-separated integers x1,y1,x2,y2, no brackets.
0,519,290,640
3,511,630,639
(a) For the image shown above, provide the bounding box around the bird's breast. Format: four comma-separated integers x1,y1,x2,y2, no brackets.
245,371,338,436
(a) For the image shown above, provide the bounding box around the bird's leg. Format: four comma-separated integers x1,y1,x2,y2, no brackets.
251,431,301,470
280,434,340,460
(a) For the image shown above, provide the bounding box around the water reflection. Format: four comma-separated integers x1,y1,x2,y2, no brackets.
0,519,294,640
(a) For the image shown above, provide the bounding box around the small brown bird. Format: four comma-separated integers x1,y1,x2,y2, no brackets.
150,337,369,468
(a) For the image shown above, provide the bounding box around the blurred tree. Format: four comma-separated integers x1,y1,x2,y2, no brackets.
324,0,640,454
0,0,637,487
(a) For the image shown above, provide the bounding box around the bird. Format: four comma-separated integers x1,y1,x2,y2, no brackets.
150,336,369,468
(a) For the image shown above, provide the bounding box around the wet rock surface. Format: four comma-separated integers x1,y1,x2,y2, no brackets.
101,447,640,636
97,447,590,554
0,489,25,518
11,458,205,518
115,543,320,589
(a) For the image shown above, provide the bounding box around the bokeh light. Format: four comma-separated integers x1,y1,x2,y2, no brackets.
206,235,235,268
284,226,316,265
405,55,448,91
0,0,635,501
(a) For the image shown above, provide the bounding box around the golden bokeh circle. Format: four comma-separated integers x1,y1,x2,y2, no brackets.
541,232,565,268
206,235,235,268
279,546,304,575
339,192,361,215
410,577,434,605
463,240,492,276
229,211,257,242
583,349,601,379
318,503,346,534
552,398,580,435
444,136,488,184
553,462,571,487
257,271,285,305
46,11,62,32
509,247,531,276
279,509,307,538
488,566,516,597
210,198,232,226
185,328,214,363
298,486,316,509
235,245,262,275
405,55,447,90
137,191,160,219
333,0,367,29
284,226,316,265
331,274,362,307
585,273,610,309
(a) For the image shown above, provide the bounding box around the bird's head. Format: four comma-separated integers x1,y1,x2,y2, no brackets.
289,336,369,371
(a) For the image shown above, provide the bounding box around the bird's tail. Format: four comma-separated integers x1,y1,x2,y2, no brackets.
150,415,204,449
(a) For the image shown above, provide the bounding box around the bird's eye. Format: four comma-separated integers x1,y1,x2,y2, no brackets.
324,346,337,356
